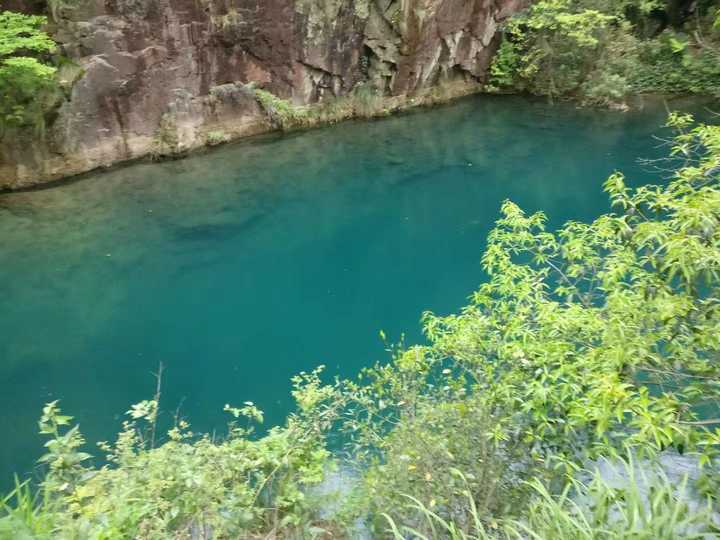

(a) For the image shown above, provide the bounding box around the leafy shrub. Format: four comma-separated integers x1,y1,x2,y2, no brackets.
349,83,384,118
0,370,342,539
579,26,639,106
330,114,720,535
0,11,57,134
487,40,521,92
488,0,615,100
629,30,720,96
253,85,387,130
489,0,720,104
151,112,180,159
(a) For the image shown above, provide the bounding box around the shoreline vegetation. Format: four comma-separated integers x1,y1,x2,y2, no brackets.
486,0,720,108
2,113,720,539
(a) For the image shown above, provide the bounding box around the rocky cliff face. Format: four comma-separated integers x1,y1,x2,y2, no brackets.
0,0,526,189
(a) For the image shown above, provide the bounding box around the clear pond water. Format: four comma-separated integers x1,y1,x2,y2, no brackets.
0,95,703,488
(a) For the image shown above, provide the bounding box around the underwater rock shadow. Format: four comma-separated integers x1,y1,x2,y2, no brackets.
391,164,483,189
170,212,267,244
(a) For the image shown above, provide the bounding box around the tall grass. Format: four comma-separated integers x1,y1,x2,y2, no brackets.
383,461,719,540
0,477,52,539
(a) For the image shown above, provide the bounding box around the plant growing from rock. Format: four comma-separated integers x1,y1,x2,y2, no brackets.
151,112,180,159
254,88,311,130
0,11,57,135
45,0,85,23
206,130,228,146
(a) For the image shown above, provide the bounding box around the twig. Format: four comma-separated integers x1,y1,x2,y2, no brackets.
677,418,720,426
151,361,164,449
173,396,186,429
641,366,718,381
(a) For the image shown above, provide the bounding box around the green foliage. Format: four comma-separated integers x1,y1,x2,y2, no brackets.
254,88,311,130
509,466,718,539
330,115,720,535
205,129,229,146
341,83,385,119
383,462,718,539
0,11,57,132
151,112,180,159
328,338,543,535
253,85,389,131
0,370,343,539
489,0,720,104
487,40,520,92
630,30,720,95
0,12,55,57
0,479,53,540
489,0,616,101
37,401,92,496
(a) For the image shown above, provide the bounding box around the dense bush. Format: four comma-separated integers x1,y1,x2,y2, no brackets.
0,370,342,539
2,116,719,538
489,0,720,105
0,11,57,134
331,112,720,536
630,30,720,95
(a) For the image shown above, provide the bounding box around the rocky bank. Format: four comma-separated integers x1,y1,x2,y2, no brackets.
0,0,526,189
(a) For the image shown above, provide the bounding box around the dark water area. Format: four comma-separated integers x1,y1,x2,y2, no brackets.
0,94,712,489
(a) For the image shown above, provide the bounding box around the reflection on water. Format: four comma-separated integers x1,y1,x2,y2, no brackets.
0,95,703,487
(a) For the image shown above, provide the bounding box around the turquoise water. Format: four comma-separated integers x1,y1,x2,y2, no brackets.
0,95,696,488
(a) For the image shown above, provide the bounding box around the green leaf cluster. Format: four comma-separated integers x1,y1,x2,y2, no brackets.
489,0,720,105
0,11,57,132
329,115,720,535
0,369,344,539
254,88,312,130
